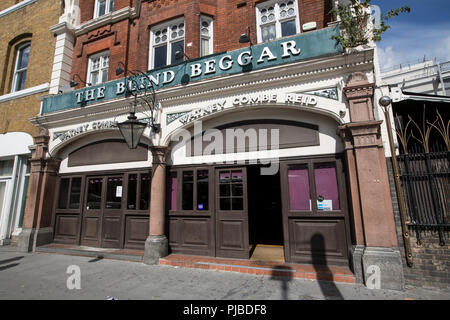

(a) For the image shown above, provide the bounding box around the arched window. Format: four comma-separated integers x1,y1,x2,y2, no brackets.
12,42,31,92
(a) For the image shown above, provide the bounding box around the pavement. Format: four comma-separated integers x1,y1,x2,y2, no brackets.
0,245,449,300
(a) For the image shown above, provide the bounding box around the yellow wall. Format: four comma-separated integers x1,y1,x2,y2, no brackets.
0,0,61,136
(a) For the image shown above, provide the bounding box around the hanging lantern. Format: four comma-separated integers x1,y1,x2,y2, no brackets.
117,112,147,149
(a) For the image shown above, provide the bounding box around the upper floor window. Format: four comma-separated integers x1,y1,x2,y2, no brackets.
94,0,114,18
256,0,300,43
200,16,213,57
12,42,30,92
87,51,109,85
149,18,185,69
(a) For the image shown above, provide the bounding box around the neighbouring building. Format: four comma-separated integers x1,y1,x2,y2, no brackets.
19,0,411,290
380,60,449,290
0,0,60,246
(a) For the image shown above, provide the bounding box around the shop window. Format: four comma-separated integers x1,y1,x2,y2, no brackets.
196,170,209,210
94,0,114,18
87,178,102,210
287,164,310,211
58,177,82,209
12,42,30,92
200,16,213,57
127,174,137,210
69,178,82,209
182,171,194,210
149,18,185,69
58,178,70,209
219,170,243,211
168,171,177,211
178,168,209,212
314,163,340,211
140,174,151,210
256,0,300,43
106,176,122,209
127,173,151,211
87,51,109,86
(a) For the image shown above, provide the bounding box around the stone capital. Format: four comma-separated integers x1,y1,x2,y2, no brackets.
338,120,383,149
150,146,168,165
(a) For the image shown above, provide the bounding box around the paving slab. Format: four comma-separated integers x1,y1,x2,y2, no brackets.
0,246,449,300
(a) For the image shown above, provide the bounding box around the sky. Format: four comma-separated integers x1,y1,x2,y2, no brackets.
370,0,450,71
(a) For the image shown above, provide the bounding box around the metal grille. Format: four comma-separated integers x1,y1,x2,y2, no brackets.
397,144,450,245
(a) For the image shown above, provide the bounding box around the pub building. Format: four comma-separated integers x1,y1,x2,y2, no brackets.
19,0,404,290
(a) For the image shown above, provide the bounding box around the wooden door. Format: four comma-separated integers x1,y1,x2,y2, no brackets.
215,168,249,259
280,157,351,266
81,176,104,247
101,175,124,248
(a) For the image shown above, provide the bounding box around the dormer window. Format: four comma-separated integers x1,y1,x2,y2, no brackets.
94,0,114,18
256,0,300,43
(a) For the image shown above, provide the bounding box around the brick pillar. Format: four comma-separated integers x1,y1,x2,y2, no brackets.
18,129,61,252
339,72,404,290
143,146,169,265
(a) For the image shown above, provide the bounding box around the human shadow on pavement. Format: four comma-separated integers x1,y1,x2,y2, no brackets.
270,265,293,300
311,233,344,300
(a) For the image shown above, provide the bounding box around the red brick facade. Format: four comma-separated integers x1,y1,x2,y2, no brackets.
71,0,334,89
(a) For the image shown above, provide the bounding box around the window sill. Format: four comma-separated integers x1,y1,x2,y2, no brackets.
0,83,49,103
75,6,136,36
0,0,37,18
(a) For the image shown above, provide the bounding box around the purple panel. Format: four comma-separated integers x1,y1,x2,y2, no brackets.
288,165,310,211
231,171,243,181
314,163,340,210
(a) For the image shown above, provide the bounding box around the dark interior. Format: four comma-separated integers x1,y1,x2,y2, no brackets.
247,165,283,247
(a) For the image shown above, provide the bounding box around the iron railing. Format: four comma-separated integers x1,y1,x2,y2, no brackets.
397,144,449,245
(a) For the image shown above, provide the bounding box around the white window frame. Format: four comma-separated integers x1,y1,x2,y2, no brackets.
149,17,185,70
12,42,31,92
256,0,301,44
200,15,213,57
94,0,114,19
87,51,109,86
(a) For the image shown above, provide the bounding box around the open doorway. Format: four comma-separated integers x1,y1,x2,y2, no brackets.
247,165,284,262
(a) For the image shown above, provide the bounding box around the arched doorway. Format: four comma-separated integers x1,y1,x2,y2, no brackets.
51,135,153,249
164,108,351,266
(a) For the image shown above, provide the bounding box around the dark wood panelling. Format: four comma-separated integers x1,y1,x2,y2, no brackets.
217,220,246,250
182,218,210,247
54,215,79,242
215,167,249,259
168,216,214,256
101,216,122,248
124,216,149,249
288,218,348,265
81,216,101,246
68,140,148,167
279,157,351,266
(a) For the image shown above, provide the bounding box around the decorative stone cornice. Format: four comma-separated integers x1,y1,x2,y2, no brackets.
338,120,383,149
50,21,75,37
74,0,142,37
